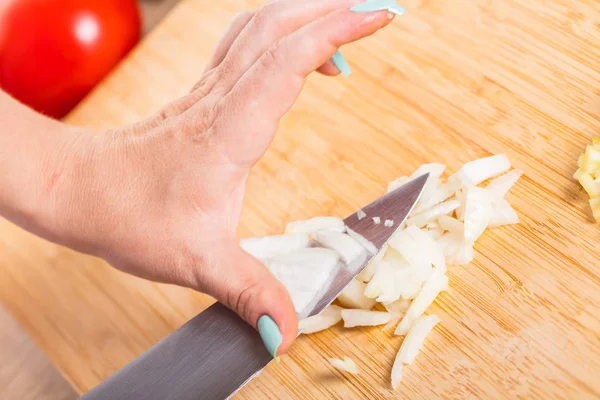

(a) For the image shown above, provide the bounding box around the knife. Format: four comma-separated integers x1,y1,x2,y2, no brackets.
82,174,428,400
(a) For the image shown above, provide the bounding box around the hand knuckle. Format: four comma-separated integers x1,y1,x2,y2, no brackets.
230,282,263,322
253,4,280,36
260,41,284,70
180,102,220,140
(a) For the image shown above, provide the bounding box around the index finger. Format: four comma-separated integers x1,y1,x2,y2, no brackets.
214,8,395,166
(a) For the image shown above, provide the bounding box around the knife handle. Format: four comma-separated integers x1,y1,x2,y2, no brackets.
82,302,272,400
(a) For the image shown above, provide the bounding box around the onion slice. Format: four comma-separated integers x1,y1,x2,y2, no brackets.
341,310,391,328
397,315,441,364
452,154,511,186
314,231,367,265
346,227,378,255
265,248,340,314
329,356,359,374
437,215,464,235
285,217,345,234
439,232,474,265
462,187,493,243
240,233,310,261
486,169,523,198
395,269,447,335
387,176,410,193
489,198,519,227
356,245,386,282
405,199,460,228
299,305,343,334
391,315,440,388
337,279,377,310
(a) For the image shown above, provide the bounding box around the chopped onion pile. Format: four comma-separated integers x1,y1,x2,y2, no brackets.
574,138,600,222
241,154,521,390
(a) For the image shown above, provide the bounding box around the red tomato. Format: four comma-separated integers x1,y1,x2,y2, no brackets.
0,0,141,118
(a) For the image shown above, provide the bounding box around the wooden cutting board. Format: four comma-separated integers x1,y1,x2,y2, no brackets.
1,0,600,398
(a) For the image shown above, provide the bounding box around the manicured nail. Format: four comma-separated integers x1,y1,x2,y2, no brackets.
331,50,352,77
258,315,282,358
351,0,399,13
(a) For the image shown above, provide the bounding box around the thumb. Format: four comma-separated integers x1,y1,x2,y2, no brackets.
202,241,298,357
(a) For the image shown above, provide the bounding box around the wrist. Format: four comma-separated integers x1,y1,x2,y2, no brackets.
1,115,94,246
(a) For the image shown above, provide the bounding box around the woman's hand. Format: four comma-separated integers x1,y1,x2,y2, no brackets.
39,0,395,356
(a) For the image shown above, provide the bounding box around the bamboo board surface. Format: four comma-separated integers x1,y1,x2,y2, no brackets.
1,0,600,398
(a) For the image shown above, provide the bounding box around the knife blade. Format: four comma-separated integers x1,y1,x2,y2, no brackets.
82,174,428,400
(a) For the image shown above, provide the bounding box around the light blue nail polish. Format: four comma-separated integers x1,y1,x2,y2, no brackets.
331,50,352,77
350,0,398,13
258,315,282,358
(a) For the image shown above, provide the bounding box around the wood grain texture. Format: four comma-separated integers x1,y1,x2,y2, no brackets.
0,307,78,400
1,0,600,398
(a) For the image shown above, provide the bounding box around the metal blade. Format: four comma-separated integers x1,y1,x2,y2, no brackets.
81,174,428,400
306,173,429,318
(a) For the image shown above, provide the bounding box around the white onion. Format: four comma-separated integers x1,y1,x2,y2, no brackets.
346,227,378,255
341,310,391,328
437,215,464,236
462,186,493,243
285,217,345,234
413,179,461,214
364,260,396,299
427,227,444,240
299,305,343,334
395,314,441,364
249,154,520,391
489,198,519,227
329,356,359,374
395,269,447,335
356,245,386,282
405,226,446,272
264,248,340,314
372,248,427,303
384,219,394,227
382,298,411,332
486,169,523,198
314,231,367,265
391,361,404,390
410,164,446,209
384,298,411,314
411,163,446,180
452,154,511,187
405,199,460,228
240,233,310,261
388,229,433,278
394,315,414,336
337,279,377,310
387,176,410,193
440,232,474,265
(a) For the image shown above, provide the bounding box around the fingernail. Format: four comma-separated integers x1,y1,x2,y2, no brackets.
351,0,399,13
331,50,352,77
388,4,406,15
258,315,282,358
